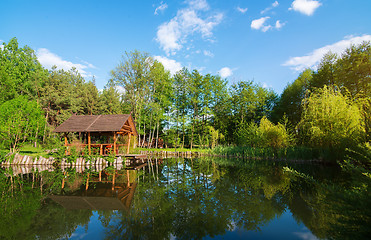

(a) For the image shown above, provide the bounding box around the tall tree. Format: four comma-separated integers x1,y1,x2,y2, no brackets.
229,81,277,144
272,69,313,126
99,86,122,114
0,37,47,103
173,68,191,148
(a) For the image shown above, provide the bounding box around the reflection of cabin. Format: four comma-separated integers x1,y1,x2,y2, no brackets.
50,170,137,211
53,114,138,155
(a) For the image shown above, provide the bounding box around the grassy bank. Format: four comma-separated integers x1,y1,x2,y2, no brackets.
134,146,341,162
212,146,339,162
134,147,211,154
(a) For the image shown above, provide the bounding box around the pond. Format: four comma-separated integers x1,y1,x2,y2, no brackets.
0,157,370,240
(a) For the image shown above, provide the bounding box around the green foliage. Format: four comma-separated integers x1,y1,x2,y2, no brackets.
99,86,122,114
272,68,313,125
259,117,292,149
299,86,365,153
0,96,46,152
0,37,47,104
342,142,371,180
236,117,292,151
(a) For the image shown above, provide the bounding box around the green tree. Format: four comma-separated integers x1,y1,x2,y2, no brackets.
39,67,94,127
334,41,371,98
109,50,152,146
272,69,313,126
0,96,46,152
99,86,122,114
0,37,47,103
173,68,191,148
229,81,277,144
299,86,365,154
259,117,292,149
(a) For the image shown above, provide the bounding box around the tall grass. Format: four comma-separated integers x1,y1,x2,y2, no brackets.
212,145,336,162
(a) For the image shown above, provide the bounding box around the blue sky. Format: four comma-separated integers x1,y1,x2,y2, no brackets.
1,0,370,93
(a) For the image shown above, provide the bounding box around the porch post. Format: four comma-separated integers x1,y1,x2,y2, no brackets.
113,132,117,155
64,134,68,155
88,132,91,155
126,133,131,154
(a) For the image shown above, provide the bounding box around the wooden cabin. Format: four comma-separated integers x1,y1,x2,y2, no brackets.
53,114,138,155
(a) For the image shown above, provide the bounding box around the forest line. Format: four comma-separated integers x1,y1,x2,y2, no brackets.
0,37,370,166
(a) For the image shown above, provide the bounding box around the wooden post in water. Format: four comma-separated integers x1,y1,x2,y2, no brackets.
86,173,90,190
126,133,131,154
62,171,66,189
112,173,115,191
88,132,91,155
127,170,130,187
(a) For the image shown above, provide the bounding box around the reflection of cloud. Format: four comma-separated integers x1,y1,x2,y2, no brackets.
293,231,319,240
70,232,89,239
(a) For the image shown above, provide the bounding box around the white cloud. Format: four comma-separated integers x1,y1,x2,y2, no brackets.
261,1,279,14
289,0,322,16
236,6,248,14
36,48,95,77
115,86,125,94
251,17,270,31
156,0,223,55
154,55,182,75
275,20,285,29
219,67,232,78
154,1,168,15
188,0,209,11
262,82,273,89
283,35,371,71
203,50,214,57
251,16,285,32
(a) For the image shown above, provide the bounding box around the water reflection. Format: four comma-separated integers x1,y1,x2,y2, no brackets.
0,157,370,239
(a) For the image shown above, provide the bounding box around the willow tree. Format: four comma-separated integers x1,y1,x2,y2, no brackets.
299,86,365,154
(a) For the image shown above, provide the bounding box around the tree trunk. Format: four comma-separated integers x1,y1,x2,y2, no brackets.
155,120,159,149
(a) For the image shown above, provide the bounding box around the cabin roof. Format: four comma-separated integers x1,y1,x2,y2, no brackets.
53,114,138,135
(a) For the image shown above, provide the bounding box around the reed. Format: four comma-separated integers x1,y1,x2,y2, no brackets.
212,145,335,162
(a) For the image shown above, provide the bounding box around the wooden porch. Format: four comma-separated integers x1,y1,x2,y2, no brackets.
54,114,138,156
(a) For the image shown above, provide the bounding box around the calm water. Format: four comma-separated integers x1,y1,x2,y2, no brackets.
0,157,370,240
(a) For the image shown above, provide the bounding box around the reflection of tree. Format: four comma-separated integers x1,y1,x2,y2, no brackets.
25,199,92,239
0,168,93,240
285,172,371,240
101,158,289,239
0,169,42,240
1,157,369,239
